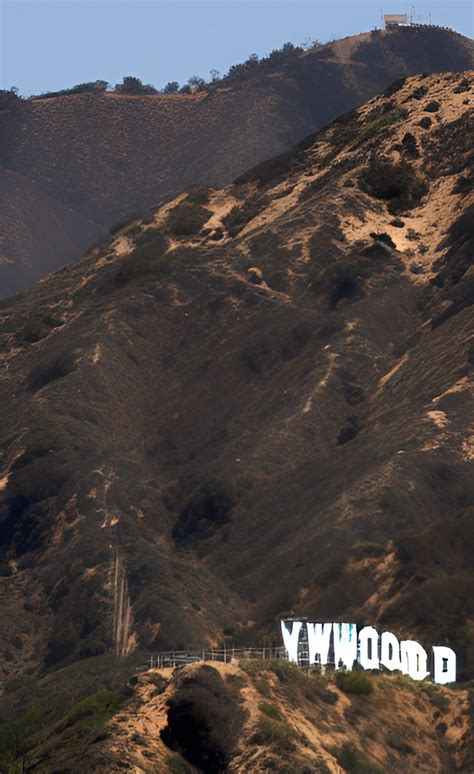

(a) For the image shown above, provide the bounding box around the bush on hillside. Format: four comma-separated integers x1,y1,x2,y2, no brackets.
335,670,374,695
251,715,297,753
332,742,383,773
258,702,282,720
222,193,269,236
359,158,427,213
184,187,211,206
401,131,419,157
166,201,212,237
454,78,470,93
411,84,428,100
424,100,440,112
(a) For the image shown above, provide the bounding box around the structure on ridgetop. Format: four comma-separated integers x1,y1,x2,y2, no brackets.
384,13,409,28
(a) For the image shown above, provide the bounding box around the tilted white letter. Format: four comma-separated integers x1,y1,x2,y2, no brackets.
281,620,302,663
358,626,380,670
432,646,456,685
333,623,358,670
380,631,402,672
400,640,429,681
306,623,332,665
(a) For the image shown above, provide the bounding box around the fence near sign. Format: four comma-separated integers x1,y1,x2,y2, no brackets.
148,646,287,669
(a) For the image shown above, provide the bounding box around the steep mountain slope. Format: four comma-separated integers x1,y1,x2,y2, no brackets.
0,72,472,689
1,25,472,297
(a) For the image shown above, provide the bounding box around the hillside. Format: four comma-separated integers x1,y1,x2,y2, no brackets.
1,24,472,297
0,72,472,697
0,658,472,772
0,169,107,298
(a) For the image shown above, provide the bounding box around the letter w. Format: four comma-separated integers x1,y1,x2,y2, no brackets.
306,623,332,665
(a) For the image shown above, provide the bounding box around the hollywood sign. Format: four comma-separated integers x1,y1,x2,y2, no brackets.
281,620,456,684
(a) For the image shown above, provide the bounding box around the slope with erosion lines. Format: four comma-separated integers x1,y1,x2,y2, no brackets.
0,72,472,686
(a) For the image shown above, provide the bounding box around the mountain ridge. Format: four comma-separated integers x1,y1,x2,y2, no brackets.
1,24,472,297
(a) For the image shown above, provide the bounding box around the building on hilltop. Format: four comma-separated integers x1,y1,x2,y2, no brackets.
384,13,409,28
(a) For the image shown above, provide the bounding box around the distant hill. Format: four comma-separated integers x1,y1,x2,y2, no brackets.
0,71,472,687
0,170,106,298
0,24,472,298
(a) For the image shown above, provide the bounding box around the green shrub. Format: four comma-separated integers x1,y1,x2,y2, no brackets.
454,78,470,94
166,201,211,236
386,732,415,755
304,679,339,705
383,77,407,97
369,232,395,248
359,158,427,214
66,689,124,725
401,131,419,158
184,187,211,206
222,194,268,237
112,233,192,288
357,108,408,143
424,100,440,113
252,715,296,752
254,678,272,698
335,670,374,696
258,702,281,720
411,85,428,100
332,742,382,773
242,659,304,685
422,685,450,713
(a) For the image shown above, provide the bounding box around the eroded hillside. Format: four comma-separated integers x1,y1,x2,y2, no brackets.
0,657,472,772
0,72,472,690
0,25,472,296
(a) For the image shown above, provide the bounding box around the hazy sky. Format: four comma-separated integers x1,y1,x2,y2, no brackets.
1,0,472,96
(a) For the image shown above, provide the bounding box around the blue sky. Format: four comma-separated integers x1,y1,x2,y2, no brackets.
1,0,472,96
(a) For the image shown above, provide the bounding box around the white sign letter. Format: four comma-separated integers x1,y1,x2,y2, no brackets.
281,620,302,663
358,626,380,670
333,623,358,670
306,623,332,665
432,646,456,685
401,640,429,681
380,631,402,672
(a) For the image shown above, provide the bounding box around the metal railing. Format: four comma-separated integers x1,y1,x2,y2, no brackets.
148,646,287,669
